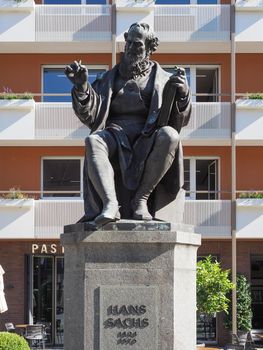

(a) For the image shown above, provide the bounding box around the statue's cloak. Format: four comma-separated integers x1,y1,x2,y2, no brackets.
72,62,191,220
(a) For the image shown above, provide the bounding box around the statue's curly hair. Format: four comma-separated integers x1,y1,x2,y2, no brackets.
124,23,159,55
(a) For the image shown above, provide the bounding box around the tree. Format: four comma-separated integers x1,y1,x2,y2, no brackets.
224,274,253,332
197,256,234,316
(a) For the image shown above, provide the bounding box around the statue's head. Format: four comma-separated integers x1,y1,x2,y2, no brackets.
124,23,159,62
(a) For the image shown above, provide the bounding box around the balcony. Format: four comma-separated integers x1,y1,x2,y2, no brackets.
235,0,263,52
184,200,231,238
236,198,263,238
0,100,231,145
154,5,231,53
181,102,231,145
236,98,263,145
0,198,231,239
0,4,112,53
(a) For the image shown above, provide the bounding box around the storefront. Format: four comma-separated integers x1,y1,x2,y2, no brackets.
0,241,64,347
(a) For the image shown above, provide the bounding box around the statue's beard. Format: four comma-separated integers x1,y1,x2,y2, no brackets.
121,52,150,78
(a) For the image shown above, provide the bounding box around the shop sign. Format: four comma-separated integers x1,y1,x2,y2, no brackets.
31,243,64,254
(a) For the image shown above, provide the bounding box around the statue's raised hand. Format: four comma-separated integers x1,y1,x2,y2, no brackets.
65,60,89,93
169,67,189,99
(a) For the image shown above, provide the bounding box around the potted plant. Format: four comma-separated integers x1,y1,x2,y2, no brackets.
196,256,234,346
0,332,30,350
224,274,253,344
0,188,34,207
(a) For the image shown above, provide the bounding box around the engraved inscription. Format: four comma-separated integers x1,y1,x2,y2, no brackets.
100,286,158,350
103,305,149,344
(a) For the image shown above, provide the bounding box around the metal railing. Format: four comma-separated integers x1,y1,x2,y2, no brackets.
34,100,231,140
182,102,231,140
35,5,112,42
154,5,231,42
35,103,88,139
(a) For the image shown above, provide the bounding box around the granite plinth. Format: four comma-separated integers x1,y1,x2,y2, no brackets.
61,222,201,350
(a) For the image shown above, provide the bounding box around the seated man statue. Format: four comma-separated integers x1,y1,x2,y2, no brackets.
65,22,191,225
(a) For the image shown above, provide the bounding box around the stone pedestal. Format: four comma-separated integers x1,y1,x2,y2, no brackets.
61,221,201,350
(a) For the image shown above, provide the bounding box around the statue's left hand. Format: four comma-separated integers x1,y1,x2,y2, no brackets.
169,68,189,99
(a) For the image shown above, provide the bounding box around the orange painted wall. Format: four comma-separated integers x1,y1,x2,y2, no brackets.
0,147,84,192
0,54,112,98
237,147,263,192
0,53,231,100
184,146,232,198
236,54,263,94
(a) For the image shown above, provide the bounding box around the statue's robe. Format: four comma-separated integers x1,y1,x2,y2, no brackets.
71,61,191,220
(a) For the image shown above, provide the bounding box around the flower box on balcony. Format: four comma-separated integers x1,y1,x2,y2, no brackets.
236,198,263,238
0,198,34,208
116,0,155,12
236,0,263,11
0,99,35,140
236,98,263,110
237,198,263,207
0,99,35,110
0,0,35,12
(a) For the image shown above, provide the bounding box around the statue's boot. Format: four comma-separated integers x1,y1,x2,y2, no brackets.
86,134,120,225
132,126,179,221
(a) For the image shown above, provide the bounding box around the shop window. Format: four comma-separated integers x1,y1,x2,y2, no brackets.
251,256,263,329
184,158,219,199
163,65,220,102
42,158,83,198
42,66,107,102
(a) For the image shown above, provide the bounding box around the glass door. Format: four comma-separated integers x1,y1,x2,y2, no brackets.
31,255,64,346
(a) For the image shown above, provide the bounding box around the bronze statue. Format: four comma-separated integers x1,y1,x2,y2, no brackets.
65,23,191,225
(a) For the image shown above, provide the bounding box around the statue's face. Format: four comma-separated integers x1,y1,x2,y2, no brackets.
124,29,147,61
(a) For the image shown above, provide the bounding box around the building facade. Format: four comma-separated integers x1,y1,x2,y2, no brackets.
0,0,263,346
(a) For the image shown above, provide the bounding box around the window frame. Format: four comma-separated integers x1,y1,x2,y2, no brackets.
41,64,108,102
162,64,221,102
184,156,221,200
41,156,84,199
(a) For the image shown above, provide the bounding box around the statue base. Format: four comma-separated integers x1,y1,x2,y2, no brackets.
61,221,201,350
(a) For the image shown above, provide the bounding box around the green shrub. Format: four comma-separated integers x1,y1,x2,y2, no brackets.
0,92,33,100
197,256,234,316
248,93,263,100
0,332,30,350
239,192,263,199
224,274,253,332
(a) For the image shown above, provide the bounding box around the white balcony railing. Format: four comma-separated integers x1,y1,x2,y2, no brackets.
181,102,231,140
154,5,230,42
33,199,232,238
34,102,230,141
35,199,83,238
35,5,111,42
184,200,231,237
35,103,88,140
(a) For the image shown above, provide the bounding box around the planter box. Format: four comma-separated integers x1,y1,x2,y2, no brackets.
0,199,35,238
0,99,35,140
237,198,263,238
236,99,263,143
0,0,35,41
0,0,35,12
0,198,34,208
116,0,155,12
0,99,35,110
236,0,263,11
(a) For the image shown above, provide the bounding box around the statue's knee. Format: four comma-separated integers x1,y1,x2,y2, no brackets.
157,126,179,146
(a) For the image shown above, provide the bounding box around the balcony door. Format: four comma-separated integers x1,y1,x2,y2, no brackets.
29,256,64,346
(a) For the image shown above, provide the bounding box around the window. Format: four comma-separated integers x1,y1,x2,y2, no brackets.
184,158,219,199
42,66,107,102
42,158,83,198
163,65,220,102
43,0,107,4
